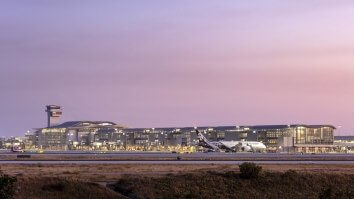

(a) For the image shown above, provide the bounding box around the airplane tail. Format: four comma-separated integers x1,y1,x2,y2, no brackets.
195,130,219,151
196,130,208,143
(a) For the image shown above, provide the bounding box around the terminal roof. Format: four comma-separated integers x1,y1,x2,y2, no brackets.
44,121,120,128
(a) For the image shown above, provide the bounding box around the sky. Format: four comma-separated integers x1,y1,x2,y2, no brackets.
1,0,354,136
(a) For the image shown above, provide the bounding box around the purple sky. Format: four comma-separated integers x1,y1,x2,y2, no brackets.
1,1,354,136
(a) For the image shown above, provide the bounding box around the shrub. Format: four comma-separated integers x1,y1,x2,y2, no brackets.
110,171,354,199
0,173,17,199
17,177,120,199
282,170,298,180
111,178,136,198
319,186,335,199
41,182,65,191
239,162,262,179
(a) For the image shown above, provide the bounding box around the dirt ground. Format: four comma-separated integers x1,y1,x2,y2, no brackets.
1,163,353,184
1,153,354,161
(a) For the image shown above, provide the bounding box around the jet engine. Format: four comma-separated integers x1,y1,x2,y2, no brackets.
241,146,251,152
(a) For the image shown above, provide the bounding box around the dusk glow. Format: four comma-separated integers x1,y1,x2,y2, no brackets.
1,1,354,136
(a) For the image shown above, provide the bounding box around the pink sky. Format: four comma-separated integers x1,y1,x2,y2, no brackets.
0,1,354,136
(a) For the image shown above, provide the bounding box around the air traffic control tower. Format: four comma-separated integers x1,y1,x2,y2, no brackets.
45,105,62,127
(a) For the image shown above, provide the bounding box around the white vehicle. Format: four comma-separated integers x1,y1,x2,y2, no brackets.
11,145,24,153
196,130,266,153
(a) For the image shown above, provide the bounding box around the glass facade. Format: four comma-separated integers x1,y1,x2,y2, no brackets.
294,126,334,145
34,123,335,152
39,128,67,148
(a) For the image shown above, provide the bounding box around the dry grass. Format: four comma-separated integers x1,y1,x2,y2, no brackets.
0,163,353,184
14,177,125,199
0,163,353,199
110,171,354,199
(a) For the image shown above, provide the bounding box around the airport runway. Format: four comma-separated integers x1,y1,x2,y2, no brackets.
0,160,354,164
0,150,353,158
1,150,353,163
1,152,354,158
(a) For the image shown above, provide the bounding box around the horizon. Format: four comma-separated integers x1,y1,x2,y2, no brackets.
2,106,353,137
1,1,354,136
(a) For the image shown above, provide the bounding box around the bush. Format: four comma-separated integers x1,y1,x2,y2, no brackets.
42,181,65,192
0,173,17,199
110,171,354,199
239,162,262,179
17,177,121,199
319,186,335,199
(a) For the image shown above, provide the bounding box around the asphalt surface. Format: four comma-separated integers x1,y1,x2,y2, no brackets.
0,150,353,164
0,150,353,158
0,160,353,164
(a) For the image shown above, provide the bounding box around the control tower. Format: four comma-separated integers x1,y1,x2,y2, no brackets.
45,105,62,127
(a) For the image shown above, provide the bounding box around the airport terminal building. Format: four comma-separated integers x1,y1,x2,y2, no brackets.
31,105,336,153
33,122,335,153
34,121,125,150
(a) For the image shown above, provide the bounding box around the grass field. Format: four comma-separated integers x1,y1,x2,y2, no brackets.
14,177,125,199
109,170,354,199
0,163,353,198
1,163,354,184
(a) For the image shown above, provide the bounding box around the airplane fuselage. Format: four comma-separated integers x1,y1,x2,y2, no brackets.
196,130,267,153
209,141,267,152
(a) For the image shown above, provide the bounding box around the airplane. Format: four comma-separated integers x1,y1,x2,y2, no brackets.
196,130,267,153
11,145,24,153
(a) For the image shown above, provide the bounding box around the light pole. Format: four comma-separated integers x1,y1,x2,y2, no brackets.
337,125,342,137
122,133,127,150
